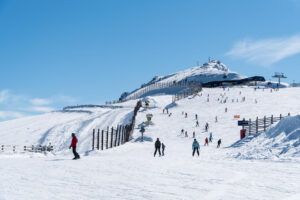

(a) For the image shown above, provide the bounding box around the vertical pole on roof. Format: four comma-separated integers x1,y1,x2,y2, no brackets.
111,127,113,148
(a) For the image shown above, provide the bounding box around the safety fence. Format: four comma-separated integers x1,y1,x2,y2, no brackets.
106,80,202,105
242,113,291,136
172,87,201,102
0,144,54,153
92,100,142,150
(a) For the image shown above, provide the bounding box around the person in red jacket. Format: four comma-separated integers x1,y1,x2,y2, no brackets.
69,133,80,160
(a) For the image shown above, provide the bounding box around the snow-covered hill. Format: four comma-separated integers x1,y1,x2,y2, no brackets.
122,60,247,100
0,104,136,153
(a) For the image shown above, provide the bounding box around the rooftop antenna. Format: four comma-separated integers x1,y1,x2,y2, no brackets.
272,72,287,88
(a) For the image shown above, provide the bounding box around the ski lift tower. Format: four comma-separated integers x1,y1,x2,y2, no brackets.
272,72,287,88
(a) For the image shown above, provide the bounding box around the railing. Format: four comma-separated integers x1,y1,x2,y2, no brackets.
106,80,202,104
92,100,142,150
242,113,291,136
0,145,54,153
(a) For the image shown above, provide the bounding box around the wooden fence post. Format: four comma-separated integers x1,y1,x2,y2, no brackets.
111,127,113,148
97,129,100,150
271,115,273,124
256,117,258,133
118,126,121,146
101,130,104,150
114,126,118,147
92,129,95,150
249,118,251,135
106,127,109,149
264,116,266,131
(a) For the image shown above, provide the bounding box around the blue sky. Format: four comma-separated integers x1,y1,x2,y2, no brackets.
0,0,300,121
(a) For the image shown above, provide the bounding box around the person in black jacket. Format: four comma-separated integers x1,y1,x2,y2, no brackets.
154,138,161,157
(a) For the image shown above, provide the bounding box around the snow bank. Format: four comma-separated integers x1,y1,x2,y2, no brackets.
231,115,300,161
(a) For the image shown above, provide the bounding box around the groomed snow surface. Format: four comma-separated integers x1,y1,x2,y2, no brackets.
1,87,300,200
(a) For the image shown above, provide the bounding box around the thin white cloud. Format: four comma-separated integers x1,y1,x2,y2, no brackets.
0,90,10,103
0,111,25,119
226,34,300,66
30,98,51,106
28,106,55,113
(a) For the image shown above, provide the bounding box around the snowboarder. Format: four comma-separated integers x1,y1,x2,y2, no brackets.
217,139,222,148
209,132,213,143
69,133,80,160
204,137,209,146
154,138,161,157
196,120,199,127
192,139,200,156
162,143,165,156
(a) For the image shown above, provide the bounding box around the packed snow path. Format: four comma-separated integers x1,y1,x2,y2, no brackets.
1,87,300,200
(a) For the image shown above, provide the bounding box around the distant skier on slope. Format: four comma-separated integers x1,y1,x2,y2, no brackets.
209,132,213,143
192,139,200,156
217,139,222,148
204,137,209,146
69,133,80,160
162,143,166,156
154,138,161,157
195,114,198,120
196,120,199,127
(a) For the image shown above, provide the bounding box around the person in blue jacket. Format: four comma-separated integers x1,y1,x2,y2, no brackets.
192,139,200,156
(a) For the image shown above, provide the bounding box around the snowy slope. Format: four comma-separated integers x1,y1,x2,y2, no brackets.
1,87,300,200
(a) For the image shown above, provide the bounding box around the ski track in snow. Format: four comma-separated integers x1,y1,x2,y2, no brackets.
1,87,300,199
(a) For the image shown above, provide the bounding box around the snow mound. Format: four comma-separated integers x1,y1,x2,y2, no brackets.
230,115,300,161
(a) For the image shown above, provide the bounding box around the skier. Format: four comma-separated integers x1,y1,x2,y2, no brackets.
215,116,218,123
205,122,209,132
204,137,209,146
193,131,195,138
209,132,213,143
225,107,228,112
154,138,161,157
162,143,166,156
196,120,199,127
195,114,198,120
163,109,165,114
181,129,184,136
185,131,188,137
217,139,222,148
185,113,188,118
192,139,200,156
69,133,80,160
166,108,169,114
